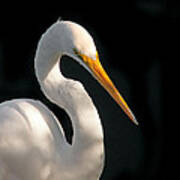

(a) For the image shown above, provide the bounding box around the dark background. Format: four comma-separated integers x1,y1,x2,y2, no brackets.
0,0,173,179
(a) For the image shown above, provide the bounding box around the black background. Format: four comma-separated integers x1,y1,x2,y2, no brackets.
0,1,173,179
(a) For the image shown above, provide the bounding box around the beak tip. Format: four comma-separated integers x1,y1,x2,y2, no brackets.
132,116,139,126
127,109,139,126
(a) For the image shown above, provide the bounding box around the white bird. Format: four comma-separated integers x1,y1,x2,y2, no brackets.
0,20,138,180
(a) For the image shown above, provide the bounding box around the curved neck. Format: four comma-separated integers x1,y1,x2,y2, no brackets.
35,52,104,178
36,52,104,143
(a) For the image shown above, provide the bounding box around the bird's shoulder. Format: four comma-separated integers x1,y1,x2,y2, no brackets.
0,98,65,137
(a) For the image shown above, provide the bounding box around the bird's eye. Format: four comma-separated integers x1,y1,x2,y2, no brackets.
73,48,84,61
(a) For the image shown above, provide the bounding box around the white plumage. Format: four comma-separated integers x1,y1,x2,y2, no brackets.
0,20,136,180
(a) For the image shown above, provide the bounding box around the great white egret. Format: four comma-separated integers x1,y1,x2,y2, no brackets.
0,20,138,180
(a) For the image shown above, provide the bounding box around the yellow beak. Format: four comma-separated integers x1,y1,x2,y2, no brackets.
75,50,138,125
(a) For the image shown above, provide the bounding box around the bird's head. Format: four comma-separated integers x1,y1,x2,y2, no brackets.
45,20,138,125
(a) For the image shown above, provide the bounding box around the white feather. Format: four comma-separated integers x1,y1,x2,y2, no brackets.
0,21,104,180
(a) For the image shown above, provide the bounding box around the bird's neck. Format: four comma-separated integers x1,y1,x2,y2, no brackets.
36,56,104,179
